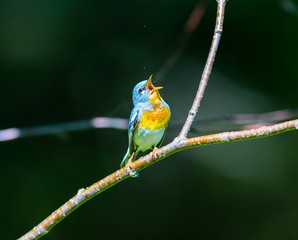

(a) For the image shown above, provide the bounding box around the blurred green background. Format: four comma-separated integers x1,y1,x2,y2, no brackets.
1,0,298,239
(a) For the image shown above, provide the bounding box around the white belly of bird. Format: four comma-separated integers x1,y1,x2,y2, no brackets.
134,127,165,152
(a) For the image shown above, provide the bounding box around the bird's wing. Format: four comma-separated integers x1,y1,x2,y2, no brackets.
120,108,140,168
128,107,140,155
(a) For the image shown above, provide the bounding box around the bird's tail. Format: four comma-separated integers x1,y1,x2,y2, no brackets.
120,148,131,168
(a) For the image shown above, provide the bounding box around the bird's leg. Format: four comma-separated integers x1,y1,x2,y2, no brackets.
126,152,139,178
126,152,135,169
152,147,160,159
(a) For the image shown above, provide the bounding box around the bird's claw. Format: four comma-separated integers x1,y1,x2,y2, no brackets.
152,147,160,158
126,154,139,178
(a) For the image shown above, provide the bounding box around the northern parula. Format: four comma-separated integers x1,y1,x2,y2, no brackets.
120,75,171,168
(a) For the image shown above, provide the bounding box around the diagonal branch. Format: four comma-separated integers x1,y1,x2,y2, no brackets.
179,0,227,137
19,1,298,239
18,1,227,239
156,2,207,82
19,119,298,240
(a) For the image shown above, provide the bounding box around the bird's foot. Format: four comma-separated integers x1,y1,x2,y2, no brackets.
126,154,139,178
152,147,160,159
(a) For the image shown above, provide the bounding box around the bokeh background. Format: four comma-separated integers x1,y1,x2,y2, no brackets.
1,0,298,239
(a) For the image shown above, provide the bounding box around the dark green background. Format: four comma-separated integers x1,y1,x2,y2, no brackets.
1,0,297,239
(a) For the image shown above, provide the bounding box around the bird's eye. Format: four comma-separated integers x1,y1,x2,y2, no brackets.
138,88,144,93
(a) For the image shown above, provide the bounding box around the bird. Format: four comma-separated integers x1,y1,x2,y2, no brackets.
120,75,171,168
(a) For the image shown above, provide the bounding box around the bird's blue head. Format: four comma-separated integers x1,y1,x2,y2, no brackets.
132,75,163,106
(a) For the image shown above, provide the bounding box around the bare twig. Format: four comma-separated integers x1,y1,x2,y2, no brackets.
179,0,226,137
187,108,298,133
155,2,207,82
108,1,207,117
1,2,207,144
0,108,296,142
19,1,228,239
108,2,206,117
19,119,298,240
0,117,128,142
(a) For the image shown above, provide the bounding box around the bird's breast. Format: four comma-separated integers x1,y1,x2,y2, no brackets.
139,106,171,130
134,127,165,151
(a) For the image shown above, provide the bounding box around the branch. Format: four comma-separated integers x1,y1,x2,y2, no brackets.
19,119,298,240
168,108,298,132
179,0,226,137
19,1,228,239
0,108,296,142
0,117,128,142
19,1,297,239
1,108,297,142
156,2,207,81
188,108,298,133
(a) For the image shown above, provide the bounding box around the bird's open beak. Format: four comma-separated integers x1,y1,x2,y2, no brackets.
146,74,163,94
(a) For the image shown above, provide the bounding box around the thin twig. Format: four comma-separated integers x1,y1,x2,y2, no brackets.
155,2,207,82
170,108,298,130
0,117,128,142
108,1,207,117
19,119,298,240
179,0,226,137
0,108,296,142
19,1,228,239
187,108,298,133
